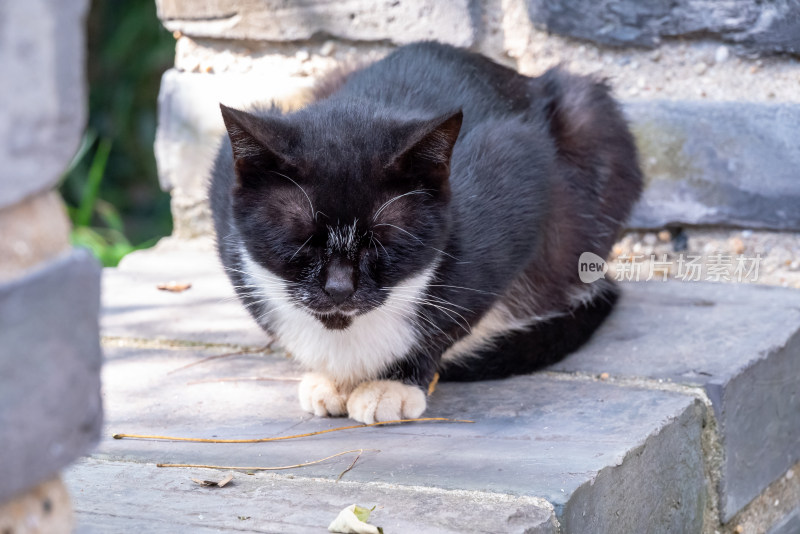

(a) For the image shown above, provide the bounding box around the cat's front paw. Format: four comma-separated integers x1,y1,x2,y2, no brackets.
298,373,348,417
346,380,426,424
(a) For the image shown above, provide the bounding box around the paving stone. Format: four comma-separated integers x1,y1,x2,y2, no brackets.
524,0,800,54
627,101,800,231
66,458,557,534
551,280,800,521
102,238,270,347
72,339,706,532
0,249,102,503
0,0,89,209
156,0,474,47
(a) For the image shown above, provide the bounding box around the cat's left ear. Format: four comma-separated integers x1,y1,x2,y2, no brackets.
389,110,463,186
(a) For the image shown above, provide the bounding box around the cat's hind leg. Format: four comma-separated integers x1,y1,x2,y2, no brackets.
439,281,619,381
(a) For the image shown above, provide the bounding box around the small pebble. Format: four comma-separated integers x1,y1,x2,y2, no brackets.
320,41,336,56
734,525,744,534
295,50,310,62
658,230,671,242
730,237,745,255
774,499,780,506
599,372,610,380
741,230,753,238
694,62,708,75
642,233,657,246
714,45,730,64
787,469,795,479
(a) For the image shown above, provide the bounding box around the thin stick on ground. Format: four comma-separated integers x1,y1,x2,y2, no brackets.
336,449,363,482
186,376,301,386
167,348,267,375
113,417,475,443
157,448,378,472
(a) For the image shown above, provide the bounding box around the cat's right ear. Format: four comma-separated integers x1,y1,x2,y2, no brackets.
219,104,293,185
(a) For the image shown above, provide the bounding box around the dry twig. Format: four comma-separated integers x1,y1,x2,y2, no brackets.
113,418,474,443
159,449,377,472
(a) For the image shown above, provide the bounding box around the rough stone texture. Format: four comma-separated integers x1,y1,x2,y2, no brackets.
69,341,705,532
769,507,800,534
102,238,270,347
156,0,475,47
0,249,103,504
66,459,557,534
524,0,800,55
155,69,312,238
0,190,71,282
0,0,89,209
0,477,73,534
627,101,800,231
550,281,800,521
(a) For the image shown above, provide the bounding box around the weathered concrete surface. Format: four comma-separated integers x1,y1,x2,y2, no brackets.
102,238,270,347
769,507,800,534
156,0,474,47
66,458,558,534
0,0,89,209
67,341,705,532
0,249,103,503
627,101,800,231
525,0,800,54
551,281,800,521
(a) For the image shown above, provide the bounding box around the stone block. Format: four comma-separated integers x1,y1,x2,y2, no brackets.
0,190,71,283
155,69,313,238
628,101,800,231
551,281,800,521
0,0,89,209
78,340,705,532
67,458,557,533
156,0,474,47
102,238,270,347
0,249,102,504
769,507,800,534
524,0,800,55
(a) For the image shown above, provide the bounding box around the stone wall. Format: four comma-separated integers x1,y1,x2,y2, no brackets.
0,0,102,520
154,0,800,239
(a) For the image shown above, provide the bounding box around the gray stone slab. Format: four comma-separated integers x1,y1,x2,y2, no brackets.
551,280,800,521
66,457,557,534
101,238,271,347
0,249,102,503
0,0,89,209
525,0,800,55
83,342,706,531
627,101,800,231
156,0,474,47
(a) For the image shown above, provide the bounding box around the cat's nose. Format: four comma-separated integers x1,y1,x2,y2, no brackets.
324,261,355,305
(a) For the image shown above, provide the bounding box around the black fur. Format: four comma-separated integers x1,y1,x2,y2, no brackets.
209,42,642,386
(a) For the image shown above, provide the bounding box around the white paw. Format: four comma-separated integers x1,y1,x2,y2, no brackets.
298,373,348,417
346,380,426,424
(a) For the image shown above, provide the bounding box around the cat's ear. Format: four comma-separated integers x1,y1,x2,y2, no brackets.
389,110,463,186
219,104,293,185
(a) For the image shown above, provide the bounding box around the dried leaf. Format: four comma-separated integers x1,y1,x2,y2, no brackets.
328,505,381,534
157,281,192,292
190,474,233,487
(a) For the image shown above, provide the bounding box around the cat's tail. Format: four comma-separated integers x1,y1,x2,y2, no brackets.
537,68,643,252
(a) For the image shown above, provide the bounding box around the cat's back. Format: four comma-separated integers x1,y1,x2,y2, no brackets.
330,42,533,126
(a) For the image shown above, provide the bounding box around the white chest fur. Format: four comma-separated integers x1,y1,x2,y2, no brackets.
240,249,434,386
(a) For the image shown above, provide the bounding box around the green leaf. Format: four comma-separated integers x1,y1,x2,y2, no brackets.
353,505,373,523
75,138,112,228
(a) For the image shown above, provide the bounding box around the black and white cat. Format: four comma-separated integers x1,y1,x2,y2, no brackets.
209,42,642,424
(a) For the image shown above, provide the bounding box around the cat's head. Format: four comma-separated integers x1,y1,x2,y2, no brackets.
220,102,462,330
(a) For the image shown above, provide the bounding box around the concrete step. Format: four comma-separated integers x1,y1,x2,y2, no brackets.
69,238,800,532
